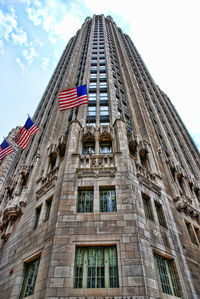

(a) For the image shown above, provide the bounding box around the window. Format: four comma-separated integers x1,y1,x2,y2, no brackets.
155,202,167,228
88,93,96,102
154,254,180,297
44,197,52,222
83,141,95,155
99,141,112,154
90,74,97,79
74,246,119,288
100,93,108,101
100,106,109,116
20,257,40,298
100,188,116,212
33,205,42,229
100,67,106,72
88,106,96,116
99,73,106,79
86,122,96,127
185,222,198,245
100,82,107,89
194,228,200,244
142,194,154,221
77,189,93,213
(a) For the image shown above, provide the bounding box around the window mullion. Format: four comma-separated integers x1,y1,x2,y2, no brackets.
82,250,88,288
104,248,109,288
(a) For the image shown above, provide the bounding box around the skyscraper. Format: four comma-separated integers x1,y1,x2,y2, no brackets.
0,14,200,298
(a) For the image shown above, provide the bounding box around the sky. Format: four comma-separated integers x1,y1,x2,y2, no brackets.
0,0,200,151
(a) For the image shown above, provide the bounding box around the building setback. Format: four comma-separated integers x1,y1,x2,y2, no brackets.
0,14,200,299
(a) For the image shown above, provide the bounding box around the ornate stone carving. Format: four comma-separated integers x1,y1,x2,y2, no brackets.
175,198,200,224
0,201,26,242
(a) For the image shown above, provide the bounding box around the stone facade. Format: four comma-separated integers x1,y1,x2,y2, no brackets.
0,15,199,299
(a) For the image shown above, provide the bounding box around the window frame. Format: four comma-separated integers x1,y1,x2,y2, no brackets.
33,205,42,230
142,194,154,221
155,202,167,228
20,256,40,298
77,188,94,213
100,187,116,212
44,197,52,222
74,246,119,289
154,254,180,297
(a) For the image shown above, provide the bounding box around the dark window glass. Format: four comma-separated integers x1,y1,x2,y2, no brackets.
154,254,180,297
20,257,40,298
33,206,41,229
74,247,119,288
100,188,116,212
77,189,93,213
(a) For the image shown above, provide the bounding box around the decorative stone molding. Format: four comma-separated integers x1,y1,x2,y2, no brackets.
77,167,116,178
36,166,58,199
127,131,138,154
0,201,26,241
135,161,156,182
77,153,116,178
175,199,200,224
35,135,66,199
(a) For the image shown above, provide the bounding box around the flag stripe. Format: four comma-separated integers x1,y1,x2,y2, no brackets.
59,96,88,107
0,147,14,159
13,117,39,149
58,84,87,111
0,139,14,160
59,96,87,109
60,100,88,111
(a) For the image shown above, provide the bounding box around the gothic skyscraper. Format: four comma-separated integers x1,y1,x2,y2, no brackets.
0,15,200,299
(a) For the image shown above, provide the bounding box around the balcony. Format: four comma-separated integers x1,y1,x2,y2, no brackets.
77,154,116,178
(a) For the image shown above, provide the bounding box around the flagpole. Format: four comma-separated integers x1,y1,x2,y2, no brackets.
27,114,55,143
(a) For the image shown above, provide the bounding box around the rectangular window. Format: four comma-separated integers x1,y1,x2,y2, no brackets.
89,93,96,101
99,92,108,100
99,73,106,79
44,197,52,222
33,205,41,229
194,227,200,243
100,82,107,88
154,254,180,297
20,257,40,298
155,202,167,228
99,141,112,154
89,82,97,89
100,106,109,116
88,106,96,116
74,246,119,288
185,222,198,245
100,188,116,212
142,194,154,221
77,189,93,213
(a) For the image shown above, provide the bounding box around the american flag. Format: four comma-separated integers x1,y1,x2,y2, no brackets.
59,84,88,111
0,139,14,160
13,117,39,149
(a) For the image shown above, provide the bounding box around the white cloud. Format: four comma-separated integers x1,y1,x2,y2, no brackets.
31,38,43,47
26,7,44,26
22,47,37,64
16,57,27,73
25,0,83,43
41,57,49,69
11,28,28,46
0,8,17,41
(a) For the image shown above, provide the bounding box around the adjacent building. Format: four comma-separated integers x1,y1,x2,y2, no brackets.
0,15,200,299
0,127,19,190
